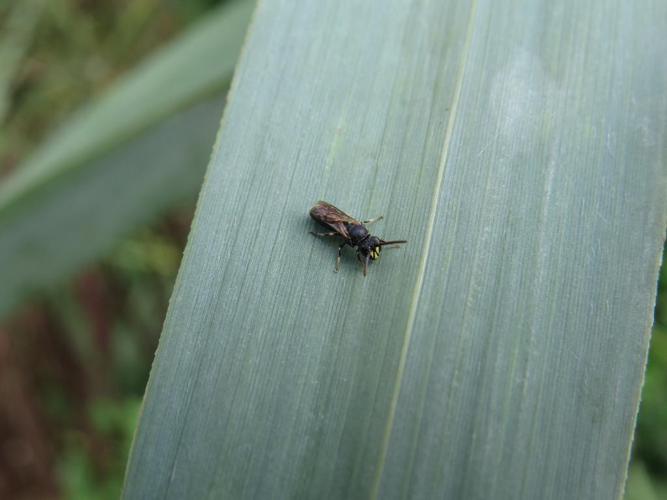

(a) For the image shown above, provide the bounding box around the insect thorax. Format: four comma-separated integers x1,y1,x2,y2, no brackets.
347,224,369,245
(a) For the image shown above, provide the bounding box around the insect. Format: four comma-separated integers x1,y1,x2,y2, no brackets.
309,201,407,276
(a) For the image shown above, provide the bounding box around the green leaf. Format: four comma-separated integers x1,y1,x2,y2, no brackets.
123,0,667,498
0,0,254,318
624,463,662,500
0,0,44,125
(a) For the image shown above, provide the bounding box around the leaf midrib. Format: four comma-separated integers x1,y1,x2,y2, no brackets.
370,0,480,496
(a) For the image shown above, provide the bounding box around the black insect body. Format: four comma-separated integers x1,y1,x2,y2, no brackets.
309,201,407,276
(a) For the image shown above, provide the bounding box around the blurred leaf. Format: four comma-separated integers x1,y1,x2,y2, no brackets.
124,0,666,498
0,0,254,319
89,397,142,437
0,0,44,124
625,463,661,500
634,327,667,472
112,321,152,394
60,398,141,500
58,433,99,500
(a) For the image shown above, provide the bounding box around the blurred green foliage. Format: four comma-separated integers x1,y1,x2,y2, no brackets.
2,215,191,498
59,398,141,500
630,249,667,497
0,0,225,498
0,0,227,175
0,0,664,498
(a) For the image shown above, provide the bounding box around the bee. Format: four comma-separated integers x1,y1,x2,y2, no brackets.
309,201,407,276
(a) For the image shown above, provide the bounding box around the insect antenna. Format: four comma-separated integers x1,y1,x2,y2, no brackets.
378,239,407,246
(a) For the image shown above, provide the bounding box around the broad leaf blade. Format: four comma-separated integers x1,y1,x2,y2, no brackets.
377,1,666,497
124,0,666,499
0,0,253,318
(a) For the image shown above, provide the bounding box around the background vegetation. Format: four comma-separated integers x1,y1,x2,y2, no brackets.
0,1,225,497
0,0,664,498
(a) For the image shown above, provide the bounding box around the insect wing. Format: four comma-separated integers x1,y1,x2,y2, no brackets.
309,201,359,239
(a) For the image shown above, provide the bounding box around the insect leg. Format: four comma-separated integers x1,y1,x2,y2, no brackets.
362,215,383,225
335,243,346,272
362,254,370,276
310,231,339,237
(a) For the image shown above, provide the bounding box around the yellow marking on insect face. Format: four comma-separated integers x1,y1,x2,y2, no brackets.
371,248,380,260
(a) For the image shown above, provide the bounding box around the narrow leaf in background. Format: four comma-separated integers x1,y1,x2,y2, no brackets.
0,0,254,318
0,0,44,125
124,0,666,499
